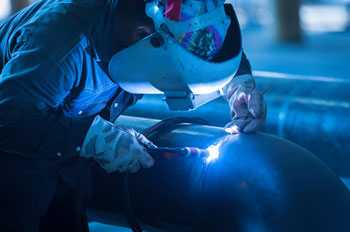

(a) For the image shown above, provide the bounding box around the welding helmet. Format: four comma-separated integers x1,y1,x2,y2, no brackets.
109,0,243,110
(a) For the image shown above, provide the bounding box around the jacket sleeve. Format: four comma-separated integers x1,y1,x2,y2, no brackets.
235,52,253,76
0,0,109,159
0,57,94,159
221,52,254,100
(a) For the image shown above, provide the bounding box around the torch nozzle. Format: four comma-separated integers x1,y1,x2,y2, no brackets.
147,147,209,160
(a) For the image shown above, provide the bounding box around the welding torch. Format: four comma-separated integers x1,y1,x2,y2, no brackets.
140,117,223,163
147,147,207,159
146,144,221,164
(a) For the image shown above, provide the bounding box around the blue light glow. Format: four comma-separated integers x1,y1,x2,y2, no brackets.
225,125,240,134
149,4,160,16
205,143,221,164
145,3,160,18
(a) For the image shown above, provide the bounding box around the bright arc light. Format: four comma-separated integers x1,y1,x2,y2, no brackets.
205,143,221,164
225,125,239,134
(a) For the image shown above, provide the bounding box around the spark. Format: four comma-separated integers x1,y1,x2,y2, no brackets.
205,143,221,164
225,125,240,134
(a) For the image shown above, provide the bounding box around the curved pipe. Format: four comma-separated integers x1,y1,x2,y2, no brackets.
124,74,350,176
90,116,350,232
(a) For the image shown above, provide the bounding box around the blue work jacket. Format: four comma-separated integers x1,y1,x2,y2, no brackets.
0,0,141,161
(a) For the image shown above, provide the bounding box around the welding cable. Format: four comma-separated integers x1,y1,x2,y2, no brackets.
142,117,208,138
123,117,208,232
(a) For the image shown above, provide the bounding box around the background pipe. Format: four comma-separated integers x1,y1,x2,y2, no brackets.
89,116,350,232
273,0,303,43
124,74,350,177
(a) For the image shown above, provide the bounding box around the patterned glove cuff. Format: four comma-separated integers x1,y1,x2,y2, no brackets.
80,115,113,157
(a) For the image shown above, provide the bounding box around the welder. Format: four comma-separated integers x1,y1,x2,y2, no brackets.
0,0,266,231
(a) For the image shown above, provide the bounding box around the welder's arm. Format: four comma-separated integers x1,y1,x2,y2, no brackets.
0,0,109,158
235,52,253,76
0,76,154,169
222,52,266,133
0,61,95,159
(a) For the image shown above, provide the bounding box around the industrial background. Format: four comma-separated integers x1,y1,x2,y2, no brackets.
1,0,350,231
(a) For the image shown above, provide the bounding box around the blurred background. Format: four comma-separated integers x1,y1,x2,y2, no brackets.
1,0,349,182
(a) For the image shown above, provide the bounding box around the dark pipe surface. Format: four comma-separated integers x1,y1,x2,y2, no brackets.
90,116,350,232
124,75,350,177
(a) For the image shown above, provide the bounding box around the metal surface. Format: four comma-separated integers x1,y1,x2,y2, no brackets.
124,74,350,176
89,116,350,232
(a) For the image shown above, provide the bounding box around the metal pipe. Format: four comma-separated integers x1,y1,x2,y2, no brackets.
274,0,302,43
89,116,350,231
124,74,350,177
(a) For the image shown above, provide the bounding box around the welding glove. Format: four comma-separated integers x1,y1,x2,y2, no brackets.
223,74,266,133
80,116,155,173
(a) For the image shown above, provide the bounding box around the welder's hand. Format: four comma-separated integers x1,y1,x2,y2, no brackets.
81,116,155,173
223,74,266,133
